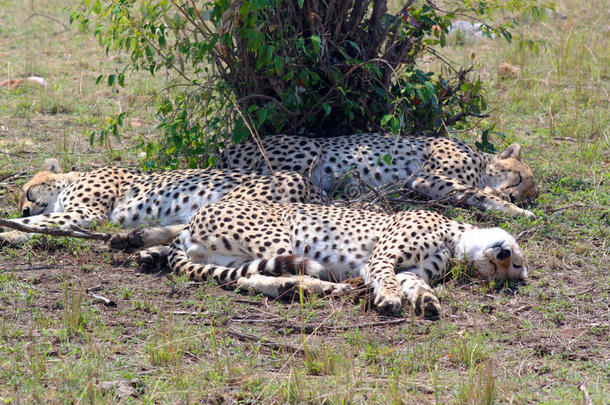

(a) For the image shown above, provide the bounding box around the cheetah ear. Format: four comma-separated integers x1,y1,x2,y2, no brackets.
499,144,522,160
42,158,62,174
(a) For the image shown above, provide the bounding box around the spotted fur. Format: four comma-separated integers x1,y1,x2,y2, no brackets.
218,133,539,217
166,200,527,318
1,158,320,246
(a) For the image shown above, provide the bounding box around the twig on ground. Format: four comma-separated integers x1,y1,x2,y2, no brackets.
325,318,408,330
546,203,607,213
89,292,116,307
172,310,210,316
516,225,543,242
0,171,30,182
232,298,266,307
0,218,112,241
233,316,409,335
227,328,303,353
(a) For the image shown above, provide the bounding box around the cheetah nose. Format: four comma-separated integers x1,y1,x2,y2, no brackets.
496,248,511,261
22,207,31,217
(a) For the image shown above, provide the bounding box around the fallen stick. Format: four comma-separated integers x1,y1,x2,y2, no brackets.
227,329,303,353
172,310,210,316
89,292,117,307
0,218,112,241
546,203,606,213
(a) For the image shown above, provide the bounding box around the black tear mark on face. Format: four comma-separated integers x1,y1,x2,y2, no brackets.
505,173,523,190
26,188,36,203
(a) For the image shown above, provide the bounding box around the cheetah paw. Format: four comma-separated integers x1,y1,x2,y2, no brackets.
0,231,30,246
374,292,403,314
278,280,352,298
507,205,536,219
522,209,536,219
109,229,145,252
322,282,352,296
413,291,441,320
135,249,168,273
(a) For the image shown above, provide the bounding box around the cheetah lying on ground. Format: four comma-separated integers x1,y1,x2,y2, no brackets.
0,159,319,246
164,200,527,318
218,133,540,217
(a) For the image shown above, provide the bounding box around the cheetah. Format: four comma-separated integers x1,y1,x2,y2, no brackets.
166,200,527,318
218,133,540,217
0,158,320,246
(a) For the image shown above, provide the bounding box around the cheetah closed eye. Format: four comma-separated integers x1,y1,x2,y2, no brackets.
163,200,527,319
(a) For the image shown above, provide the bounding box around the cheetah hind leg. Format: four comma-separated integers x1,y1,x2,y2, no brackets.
395,271,441,320
236,274,351,299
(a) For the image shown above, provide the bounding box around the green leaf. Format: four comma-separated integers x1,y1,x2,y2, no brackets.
322,103,331,117
107,74,115,87
258,108,268,125
382,153,393,166
424,81,435,98
274,57,283,75
380,114,393,126
232,119,248,144
310,35,321,55
390,117,400,134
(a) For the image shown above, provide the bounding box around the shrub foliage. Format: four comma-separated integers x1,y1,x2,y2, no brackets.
72,0,551,168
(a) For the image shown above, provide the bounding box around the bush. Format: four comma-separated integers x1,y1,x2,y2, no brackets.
72,0,551,169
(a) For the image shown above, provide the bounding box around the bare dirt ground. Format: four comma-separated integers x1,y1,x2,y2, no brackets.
0,0,608,403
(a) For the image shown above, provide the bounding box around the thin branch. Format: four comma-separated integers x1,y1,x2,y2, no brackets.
24,13,70,32
0,219,112,241
227,328,303,353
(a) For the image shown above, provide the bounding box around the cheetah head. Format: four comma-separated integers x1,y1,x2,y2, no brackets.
18,158,67,217
486,144,540,204
455,227,527,281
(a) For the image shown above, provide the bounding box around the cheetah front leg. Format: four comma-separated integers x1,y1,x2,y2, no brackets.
407,173,535,218
109,224,186,252
359,257,404,314
395,272,440,319
394,248,452,319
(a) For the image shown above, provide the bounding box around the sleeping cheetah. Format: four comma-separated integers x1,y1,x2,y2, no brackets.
166,200,527,318
0,158,320,246
218,133,539,217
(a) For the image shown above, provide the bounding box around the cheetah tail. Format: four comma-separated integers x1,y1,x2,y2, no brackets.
168,235,325,286
167,234,235,286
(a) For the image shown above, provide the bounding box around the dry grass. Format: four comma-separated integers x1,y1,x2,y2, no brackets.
0,0,608,403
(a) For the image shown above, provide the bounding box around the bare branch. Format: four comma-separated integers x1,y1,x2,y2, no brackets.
0,219,112,241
